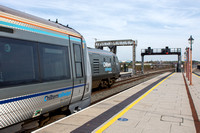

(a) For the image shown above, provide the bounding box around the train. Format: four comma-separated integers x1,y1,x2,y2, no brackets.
0,5,92,131
0,6,120,131
88,48,120,89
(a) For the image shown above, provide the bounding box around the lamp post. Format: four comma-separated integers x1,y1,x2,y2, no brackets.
188,35,194,85
186,47,189,80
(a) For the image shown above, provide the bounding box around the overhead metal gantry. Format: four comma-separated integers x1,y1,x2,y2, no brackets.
141,47,182,73
95,39,137,74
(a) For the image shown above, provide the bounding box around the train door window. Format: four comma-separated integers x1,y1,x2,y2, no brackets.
110,58,111,62
0,37,39,87
74,44,83,78
113,56,116,62
39,44,70,81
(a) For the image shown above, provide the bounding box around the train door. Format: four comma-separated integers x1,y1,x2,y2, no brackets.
70,37,85,103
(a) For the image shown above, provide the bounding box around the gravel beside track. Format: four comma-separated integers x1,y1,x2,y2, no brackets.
92,73,162,104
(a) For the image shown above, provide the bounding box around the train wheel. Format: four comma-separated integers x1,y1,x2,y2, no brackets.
100,80,109,88
103,80,109,88
108,79,114,87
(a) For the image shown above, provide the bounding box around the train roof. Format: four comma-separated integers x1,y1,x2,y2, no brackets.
0,5,82,38
88,47,116,56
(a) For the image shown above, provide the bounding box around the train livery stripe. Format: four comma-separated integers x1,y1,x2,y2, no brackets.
0,21,69,39
0,14,82,38
70,36,81,42
0,21,82,42
0,84,85,104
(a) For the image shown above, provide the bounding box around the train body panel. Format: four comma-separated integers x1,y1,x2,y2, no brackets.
0,6,92,130
88,48,120,88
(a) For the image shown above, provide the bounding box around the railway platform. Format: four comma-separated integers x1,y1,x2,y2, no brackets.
119,72,132,78
34,72,200,133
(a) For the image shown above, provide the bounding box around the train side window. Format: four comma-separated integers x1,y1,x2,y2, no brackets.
39,44,70,81
0,37,39,87
74,44,83,78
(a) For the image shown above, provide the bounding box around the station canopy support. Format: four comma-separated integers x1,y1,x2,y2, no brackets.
95,39,137,75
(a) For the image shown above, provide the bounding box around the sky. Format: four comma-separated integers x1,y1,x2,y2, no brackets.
1,0,200,62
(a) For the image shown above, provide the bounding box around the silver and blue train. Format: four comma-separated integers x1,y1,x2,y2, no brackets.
0,5,92,130
0,5,120,131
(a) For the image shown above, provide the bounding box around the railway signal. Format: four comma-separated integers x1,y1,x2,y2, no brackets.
141,46,181,73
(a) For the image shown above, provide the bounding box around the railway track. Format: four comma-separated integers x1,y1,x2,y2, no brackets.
118,69,174,86
91,68,174,104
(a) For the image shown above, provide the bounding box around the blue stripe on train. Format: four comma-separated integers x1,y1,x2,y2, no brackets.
0,84,85,104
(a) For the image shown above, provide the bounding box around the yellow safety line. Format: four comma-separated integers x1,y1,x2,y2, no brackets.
95,73,175,133
193,73,200,78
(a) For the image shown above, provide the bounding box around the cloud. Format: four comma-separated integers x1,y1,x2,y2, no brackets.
1,0,200,61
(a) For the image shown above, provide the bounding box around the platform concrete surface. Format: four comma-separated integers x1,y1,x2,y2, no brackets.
93,73,195,133
34,73,197,133
120,72,132,75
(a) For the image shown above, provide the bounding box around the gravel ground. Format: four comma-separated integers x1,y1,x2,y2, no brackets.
91,73,162,104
